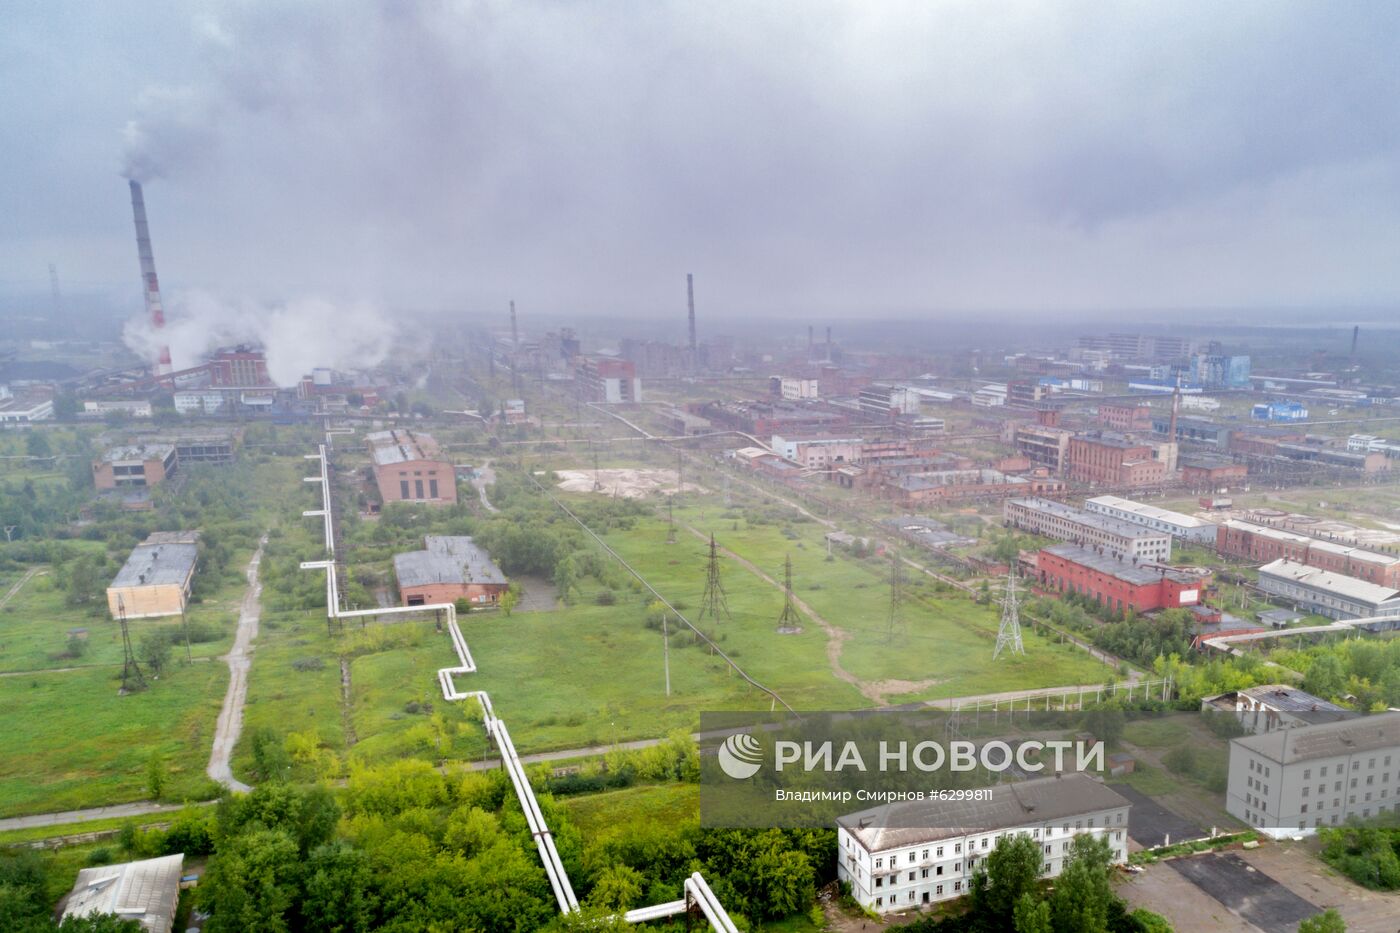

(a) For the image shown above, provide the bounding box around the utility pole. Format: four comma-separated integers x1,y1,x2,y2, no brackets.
699,534,732,623
776,553,802,632
116,596,147,693
179,607,193,663
662,612,671,697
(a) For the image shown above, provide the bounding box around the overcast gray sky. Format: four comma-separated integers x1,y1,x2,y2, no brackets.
4,0,1400,321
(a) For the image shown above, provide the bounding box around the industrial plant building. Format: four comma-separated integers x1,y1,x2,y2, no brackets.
1179,454,1247,487
395,536,508,607
1227,711,1400,837
92,443,177,491
1097,402,1153,432
837,773,1130,913
1083,495,1218,545
1034,544,1207,613
1013,424,1072,474
61,853,185,933
1004,498,1173,563
367,430,458,506
1066,433,1169,487
576,357,642,404
1256,559,1400,621
1216,520,1400,587
883,469,1062,506
106,532,199,620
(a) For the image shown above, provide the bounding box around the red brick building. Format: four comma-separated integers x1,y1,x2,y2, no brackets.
1216,520,1400,587
367,430,458,506
1035,544,1210,614
1098,403,1153,432
92,443,177,491
395,536,507,607
1067,433,1168,487
1180,455,1247,487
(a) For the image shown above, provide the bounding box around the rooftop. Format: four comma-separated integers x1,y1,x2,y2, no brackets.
1086,496,1213,530
1072,432,1154,450
1008,498,1171,541
1237,685,1349,714
110,536,199,589
1235,711,1400,765
101,443,175,463
896,469,1027,491
838,773,1129,851
1258,559,1400,605
395,536,507,588
366,429,446,466
62,853,183,933
1042,544,1200,586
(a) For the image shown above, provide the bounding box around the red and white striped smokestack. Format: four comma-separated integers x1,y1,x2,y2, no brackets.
128,180,173,376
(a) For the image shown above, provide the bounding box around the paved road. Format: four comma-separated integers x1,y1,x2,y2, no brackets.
0,801,197,833
206,536,267,793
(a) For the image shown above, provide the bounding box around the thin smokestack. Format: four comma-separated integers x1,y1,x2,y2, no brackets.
510,299,518,350
129,180,172,375
1351,325,1360,358
826,325,832,362
808,325,814,354
687,273,697,353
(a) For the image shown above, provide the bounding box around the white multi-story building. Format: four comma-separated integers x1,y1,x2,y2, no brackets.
173,391,228,415
1228,712,1400,838
837,774,1130,914
1084,495,1218,545
0,394,53,425
1004,497,1173,563
82,399,153,419
1257,559,1400,621
1202,684,1352,735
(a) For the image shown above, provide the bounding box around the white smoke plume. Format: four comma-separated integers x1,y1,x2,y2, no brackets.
123,290,396,386
121,86,223,182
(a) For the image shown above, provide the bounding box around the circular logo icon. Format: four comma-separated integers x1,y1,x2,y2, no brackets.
718,732,763,779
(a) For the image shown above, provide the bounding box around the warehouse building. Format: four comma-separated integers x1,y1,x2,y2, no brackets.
1202,685,1353,735
1216,520,1400,587
837,773,1130,913
1066,433,1168,487
1004,498,1172,563
106,532,199,620
1256,559,1400,621
395,535,508,607
885,469,1062,505
367,429,458,506
1227,711,1400,837
1035,544,1208,613
1179,454,1247,487
1084,495,1218,545
61,853,184,933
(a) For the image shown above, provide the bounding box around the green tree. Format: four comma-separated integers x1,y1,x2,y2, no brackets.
1298,909,1346,933
1014,891,1053,933
138,631,172,677
500,587,519,617
587,864,644,911
25,432,52,459
1051,834,1115,933
300,842,376,933
145,750,167,800
1305,653,1346,700
201,827,301,933
57,916,144,931
984,833,1044,923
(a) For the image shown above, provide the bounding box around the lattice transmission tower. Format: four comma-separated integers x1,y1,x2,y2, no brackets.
775,554,802,632
115,596,147,693
886,550,906,643
993,570,1025,660
699,534,731,623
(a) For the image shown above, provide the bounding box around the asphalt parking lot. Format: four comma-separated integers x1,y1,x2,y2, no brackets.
1112,784,1204,848
1168,852,1320,931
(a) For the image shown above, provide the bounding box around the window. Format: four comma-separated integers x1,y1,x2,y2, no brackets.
400,480,410,498
414,479,425,498
1302,787,1309,798
876,897,883,908
1304,769,1311,780
875,858,883,869
954,882,962,892
936,846,944,857
954,843,962,854
922,849,929,860
1321,766,1328,777
429,479,439,498
875,877,883,888
1044,845,1052,855
921,869,929,879
936,885,943,896
1301,804,1308,814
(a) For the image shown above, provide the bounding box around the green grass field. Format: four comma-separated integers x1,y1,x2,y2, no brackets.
561,782,699,837
0,660,226,817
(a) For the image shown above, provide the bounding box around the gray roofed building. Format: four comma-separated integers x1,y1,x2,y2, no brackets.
1234,711,1400,766
366,429,445,466
1257,558,1400,620
110,541,200,589
61,853,184,933
395,536,508,606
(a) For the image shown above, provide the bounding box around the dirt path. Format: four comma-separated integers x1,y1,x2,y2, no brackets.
0,566,46,609
339,657,358,747
472,459,499,513
682,525,887,704
206,536,267,793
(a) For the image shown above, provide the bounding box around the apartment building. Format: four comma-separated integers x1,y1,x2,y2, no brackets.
1256,559,1400,621
1004,498,1173,563
1084,495,1218,545
1035,544,1208,613
1216,520,1400,587
1227,712,1400,837
367,430,458,506
837,773,1130,913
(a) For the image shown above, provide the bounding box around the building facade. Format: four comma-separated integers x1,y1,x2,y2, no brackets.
576,358,642,404
367,430,459,505
884,469,1062,505
1004,498,1173,563
1067,433,1168,487
106,532,199,620
1035,544,1208,613
837,774,1130,913
1097,403,1153,432
1084,495,1218,545
1227,712,1400,837
92,444,177,491
1179,455,1247,487
1256,559,1400,620
1014,425,1073,474
1216,521,1400,587
395,536,508,607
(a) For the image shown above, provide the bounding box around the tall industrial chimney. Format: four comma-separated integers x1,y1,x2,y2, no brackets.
825,326,832,362
686,273,697,354
807,325,814,356
128,180,172,376
1351,325,1360,359
510,300,519,350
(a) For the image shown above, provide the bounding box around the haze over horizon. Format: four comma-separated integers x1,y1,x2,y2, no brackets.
5,1,1400,322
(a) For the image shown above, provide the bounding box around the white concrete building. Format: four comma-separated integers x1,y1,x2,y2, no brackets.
1004,497,1173,563
82,399,153,418
1257,559,1400,621
1202,684,1353,735
174,390,228,415
837,774,1130,914
0,394,53,424
1228,712,1400,838
1084,495,1219,545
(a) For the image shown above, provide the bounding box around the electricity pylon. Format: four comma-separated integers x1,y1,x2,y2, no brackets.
993,570,1026,660
699,534,731,623
776,553,802,631
116,595,147,692
886,550,905,643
